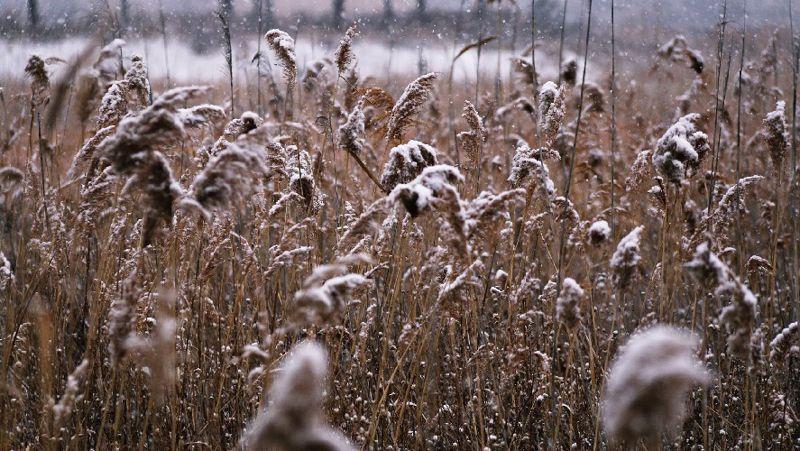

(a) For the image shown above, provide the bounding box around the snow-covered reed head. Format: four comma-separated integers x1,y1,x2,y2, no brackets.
108,269,140,365
603,325,709,444
457,100,486,168
125,55,151,107
338,99,366,158
610,225,644,290
380,140,438,192
386,72,437,145
101,86,206,175
762,101,788,171
53,359,89,427
560,59,578,86
685,242,758,360
97,86,211,245
390,165,468,256
241,340,354,450
624,149,654,195
293,254,372,325
769,322,799,364
96,54,152,128
652,113,710,184
587,220,611,247
99,85,208,244
287,145,322,210
389,164,463,219
0,167,24,203
511,57,536,87
334,25,358,74
0,251,14,291
222,111,262,139
265,29,297,93
684,242,728,287
508,139,558,201
185,125,271,216
705,175,763,243
556,277,583,329
537,81,566,146
658,36,705,74
25,55,49,105
583,82,606,113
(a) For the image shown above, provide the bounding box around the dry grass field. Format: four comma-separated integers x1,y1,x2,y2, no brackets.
0,1,799,449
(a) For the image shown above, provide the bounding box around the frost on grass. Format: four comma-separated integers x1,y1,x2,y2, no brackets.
602,325,709,444
241,340,354,451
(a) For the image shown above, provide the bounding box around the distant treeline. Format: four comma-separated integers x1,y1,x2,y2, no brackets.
1,0,568,43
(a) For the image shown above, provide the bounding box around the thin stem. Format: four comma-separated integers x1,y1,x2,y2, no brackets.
609,0,618,238
551,0,593,443
531,0,539,100
556,0,593,287
788,0,799,320
733,1,746,277
557,0,569,85
706,0,729,217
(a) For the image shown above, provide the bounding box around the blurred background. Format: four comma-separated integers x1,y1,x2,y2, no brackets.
0,0,788,84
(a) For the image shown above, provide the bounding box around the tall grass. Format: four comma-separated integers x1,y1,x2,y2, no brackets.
0,7,798,450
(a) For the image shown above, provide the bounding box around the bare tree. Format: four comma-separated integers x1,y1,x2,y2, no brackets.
220,0,233,21
416,0,427,22
332,0,345,29
265,0,273,27
120,0,130,35
383,0,394,26
26,0,40,34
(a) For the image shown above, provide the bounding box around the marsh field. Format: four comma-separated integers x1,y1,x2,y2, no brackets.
0,0,799,449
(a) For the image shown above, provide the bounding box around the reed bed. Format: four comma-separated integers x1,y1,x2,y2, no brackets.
0,12,799,450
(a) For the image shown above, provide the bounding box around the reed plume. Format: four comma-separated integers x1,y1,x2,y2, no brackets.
556,277,583,328
602,325,709,444
241,340,354,450
386,72,437,145
265,29,297,93
610,225,644,290
763,100,788,171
